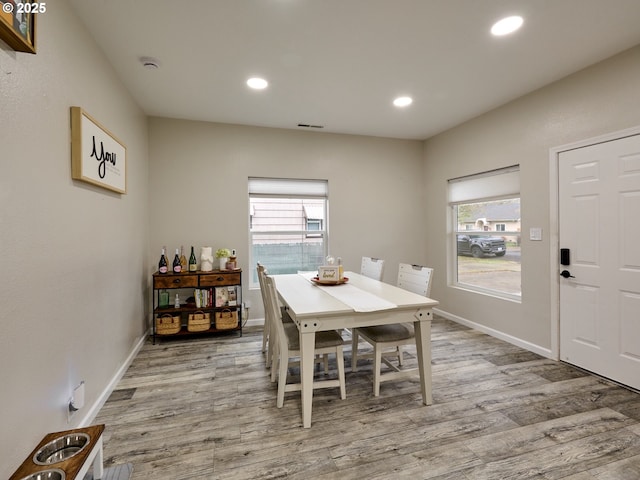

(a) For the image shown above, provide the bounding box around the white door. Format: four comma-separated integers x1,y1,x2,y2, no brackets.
559,133,640,391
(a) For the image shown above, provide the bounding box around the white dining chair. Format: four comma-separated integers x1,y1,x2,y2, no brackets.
343,256,386,338
360,256,385,281
263,274,347,407
351,263,434,396
257,263,270,358
257,262,294,369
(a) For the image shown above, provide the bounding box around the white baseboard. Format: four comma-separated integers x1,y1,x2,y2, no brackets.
245,317,265,328
78,331,148,427
434,308,553,359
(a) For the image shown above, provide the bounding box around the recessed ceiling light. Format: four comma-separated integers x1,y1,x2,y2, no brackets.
247,77,268,89
491,16,523,36
393,96,413,107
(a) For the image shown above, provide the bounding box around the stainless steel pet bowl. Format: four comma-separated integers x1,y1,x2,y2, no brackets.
32,433,90,465
20,469,65,480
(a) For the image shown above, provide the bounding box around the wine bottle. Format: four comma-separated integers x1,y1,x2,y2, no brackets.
173,248,182,273
179,245,187,272
189,246,197,272
158,247,168,274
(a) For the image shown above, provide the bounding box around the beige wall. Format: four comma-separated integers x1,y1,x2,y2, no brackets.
148,118,425,318
423,45,640,352
0,1,149,476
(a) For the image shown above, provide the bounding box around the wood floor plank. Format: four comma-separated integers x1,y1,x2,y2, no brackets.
463,428,640,480
587,453,640,479
501,384,640,426
213,446,338,480
329,411,518,470
560,473,598,480
464,408,633,462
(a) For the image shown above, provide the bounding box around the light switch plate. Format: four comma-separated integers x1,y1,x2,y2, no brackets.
530,227,542,241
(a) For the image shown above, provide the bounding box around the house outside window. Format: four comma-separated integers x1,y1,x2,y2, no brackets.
249,177,328,288
449,166,521,300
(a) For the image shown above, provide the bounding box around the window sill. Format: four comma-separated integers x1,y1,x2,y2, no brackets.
450,283,522,303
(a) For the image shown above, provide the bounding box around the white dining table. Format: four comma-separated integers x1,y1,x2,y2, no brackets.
273,271,439,428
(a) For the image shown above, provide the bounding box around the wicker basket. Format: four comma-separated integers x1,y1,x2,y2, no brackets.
215,309,239,330
156,314,181,335
188,311,211,332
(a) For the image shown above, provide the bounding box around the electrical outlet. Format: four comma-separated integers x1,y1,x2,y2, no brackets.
67,397,76,423
67,381,85,423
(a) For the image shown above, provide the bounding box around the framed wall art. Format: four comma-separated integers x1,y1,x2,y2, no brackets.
0,1,39,54
70,106,127,194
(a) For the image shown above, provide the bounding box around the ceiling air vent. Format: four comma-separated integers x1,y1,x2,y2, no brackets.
297,123,324,129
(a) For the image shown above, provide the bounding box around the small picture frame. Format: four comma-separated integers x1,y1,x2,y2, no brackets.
0,1,37,54
318,266,339,282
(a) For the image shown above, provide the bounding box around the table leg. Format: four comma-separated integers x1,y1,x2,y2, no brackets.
299,328,316,428
414,313,433,405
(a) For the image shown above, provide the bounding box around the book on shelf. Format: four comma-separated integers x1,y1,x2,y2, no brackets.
194,288,214,308
215,287,228,307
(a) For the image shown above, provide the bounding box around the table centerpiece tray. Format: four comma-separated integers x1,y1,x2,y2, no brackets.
311,276,349,286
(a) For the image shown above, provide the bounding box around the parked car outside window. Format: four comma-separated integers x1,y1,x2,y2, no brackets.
457,234,507,258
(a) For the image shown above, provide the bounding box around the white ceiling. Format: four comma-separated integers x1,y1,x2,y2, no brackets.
68,0,640,140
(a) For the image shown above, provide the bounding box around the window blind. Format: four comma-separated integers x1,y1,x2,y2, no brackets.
248,177,328,197
448,165,520,203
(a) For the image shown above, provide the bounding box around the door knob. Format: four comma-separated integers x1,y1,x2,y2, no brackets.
560,270,575,279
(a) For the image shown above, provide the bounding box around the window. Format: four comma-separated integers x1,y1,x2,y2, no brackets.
249,177,328,287
449,166,521,299
306,218,322,236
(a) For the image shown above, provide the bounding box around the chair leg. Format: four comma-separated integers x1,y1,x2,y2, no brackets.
396,345,404,366
270,341,279,383
373,344,383,397
266,317,276,370
336,346,346,400
323,353,329,374
351,328,360,371
262,316,269,355
267,336,274,370
277,348,289,408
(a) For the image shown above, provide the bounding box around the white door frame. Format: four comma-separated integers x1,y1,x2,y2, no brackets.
548,124,640,360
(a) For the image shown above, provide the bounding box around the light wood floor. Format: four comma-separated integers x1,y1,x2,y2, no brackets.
93,317,640,479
